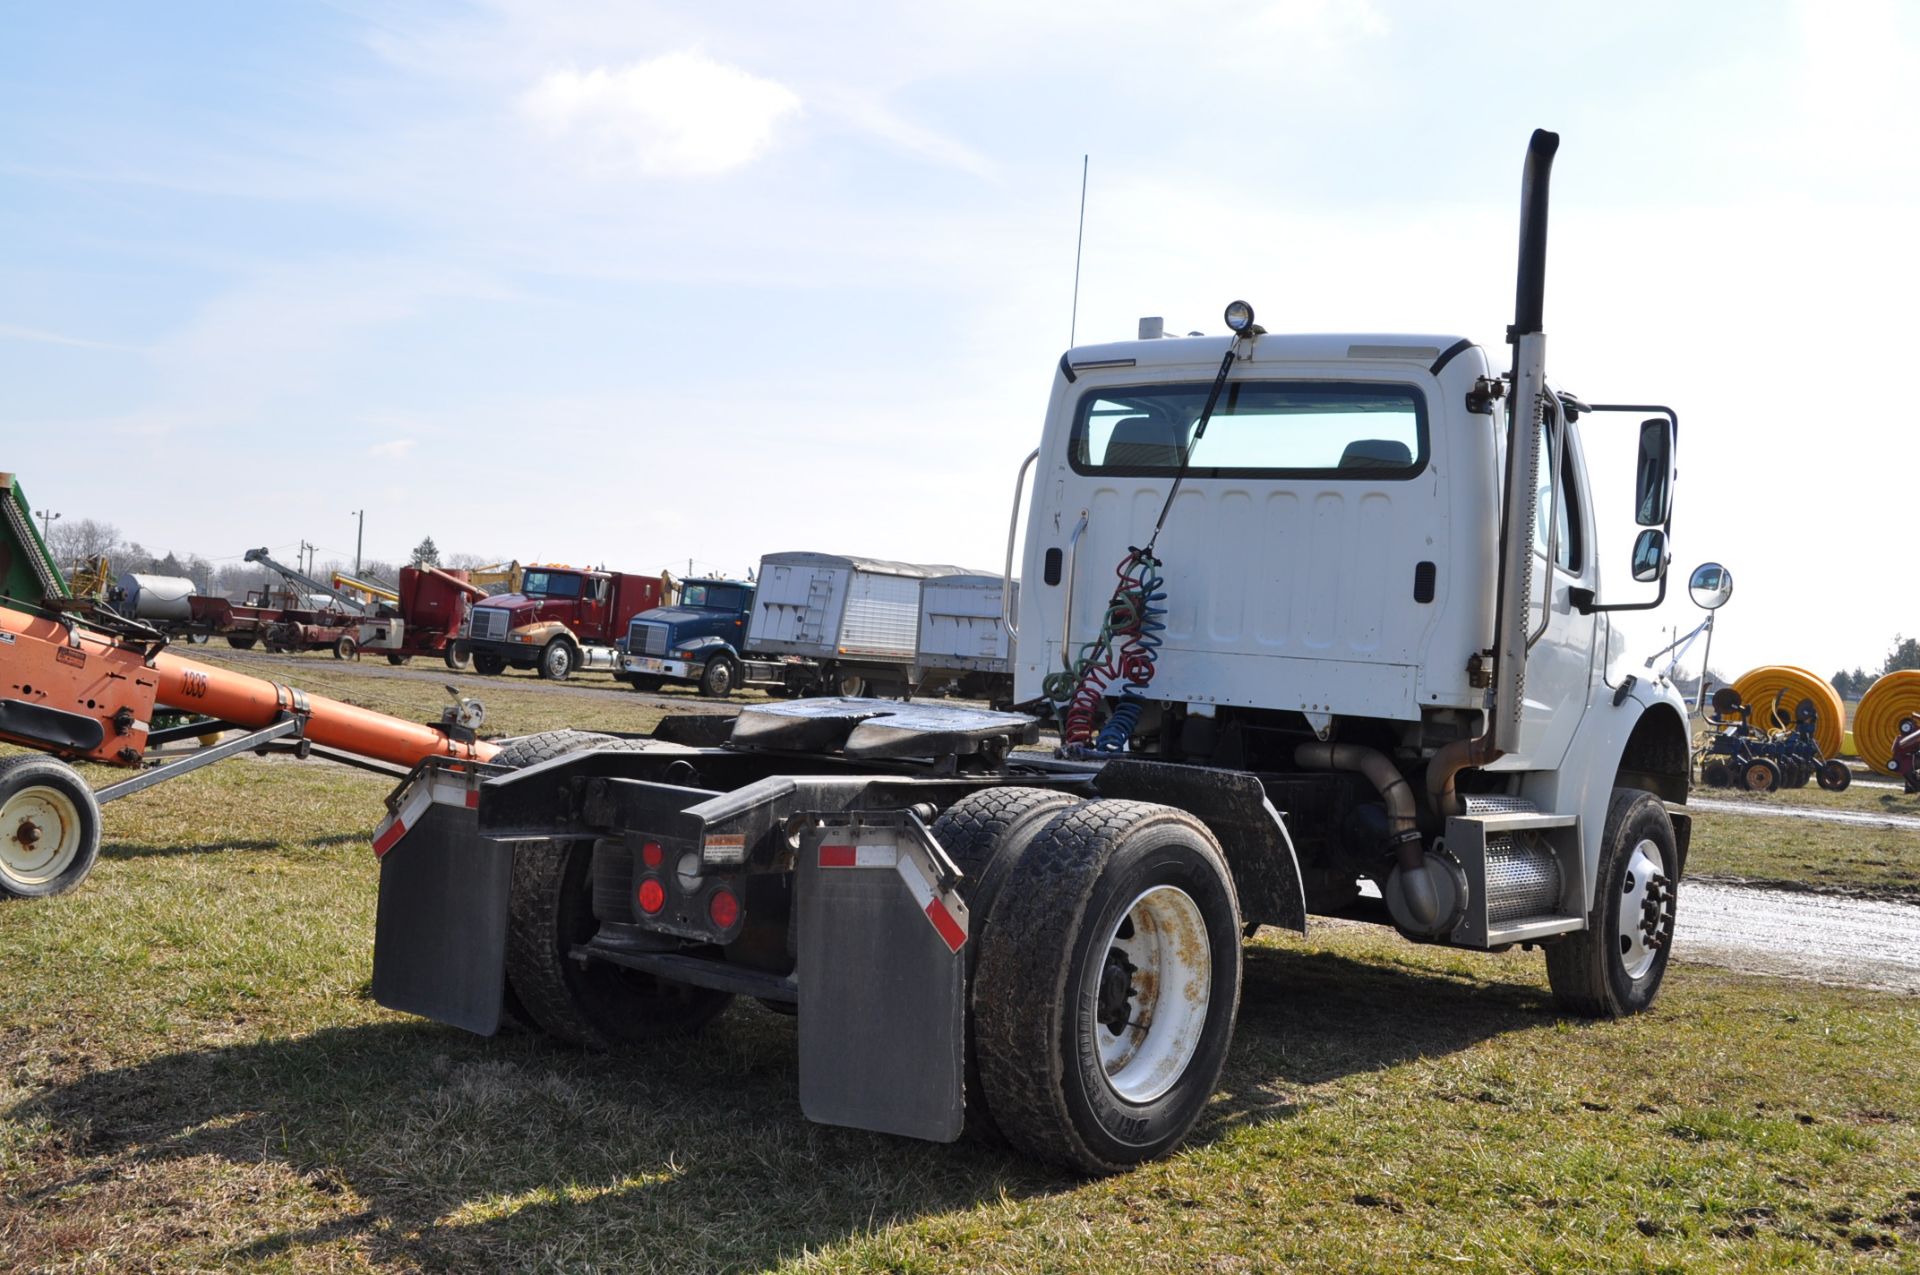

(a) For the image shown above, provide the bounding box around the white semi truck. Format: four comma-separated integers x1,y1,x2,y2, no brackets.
368,130,1692,1174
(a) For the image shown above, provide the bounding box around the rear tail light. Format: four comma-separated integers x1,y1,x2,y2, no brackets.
637,878,666,914
640,840,664,869
708,887,740,930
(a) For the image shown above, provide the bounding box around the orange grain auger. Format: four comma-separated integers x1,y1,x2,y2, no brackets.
0,604,498,898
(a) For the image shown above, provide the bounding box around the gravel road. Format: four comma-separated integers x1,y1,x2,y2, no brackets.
1679,882,1920,994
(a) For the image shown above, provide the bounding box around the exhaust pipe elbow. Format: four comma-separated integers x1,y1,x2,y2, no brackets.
1427,733,1504,819
1295,741,1447,933
1294,741,1418,844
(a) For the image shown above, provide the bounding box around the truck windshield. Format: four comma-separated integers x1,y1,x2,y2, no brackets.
682,584,748,611
521,571,583,599
1071,380,1427,479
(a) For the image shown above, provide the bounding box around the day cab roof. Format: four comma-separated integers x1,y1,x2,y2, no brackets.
1062,331,1481,380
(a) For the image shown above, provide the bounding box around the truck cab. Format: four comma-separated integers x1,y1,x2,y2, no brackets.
618,578,757,697
460,565,666,680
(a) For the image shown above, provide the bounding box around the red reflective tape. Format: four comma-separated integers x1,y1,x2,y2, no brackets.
464,789,480,808
925,897,966,953
819,844,856,868
371,818,407,858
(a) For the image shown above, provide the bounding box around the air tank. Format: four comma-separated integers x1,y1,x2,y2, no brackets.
115,573,197,621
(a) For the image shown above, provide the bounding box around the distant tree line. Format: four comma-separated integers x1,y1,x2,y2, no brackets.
1831,635,1920,699
44,517,493,603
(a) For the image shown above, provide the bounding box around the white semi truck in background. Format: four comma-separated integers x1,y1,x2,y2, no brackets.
369,129,1693,1174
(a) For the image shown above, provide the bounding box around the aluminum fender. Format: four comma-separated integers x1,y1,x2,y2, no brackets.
1510,674,1691,922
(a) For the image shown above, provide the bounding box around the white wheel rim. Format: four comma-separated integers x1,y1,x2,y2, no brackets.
1089,884,1212,1104
1617,841,1670,980
1,784,84,887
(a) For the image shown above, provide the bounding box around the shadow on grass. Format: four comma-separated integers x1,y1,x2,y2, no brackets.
100,832,369,861
6,941,1551,1269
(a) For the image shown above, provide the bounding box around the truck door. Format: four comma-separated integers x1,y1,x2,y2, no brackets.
1507,400,1598,768
578,576,609,640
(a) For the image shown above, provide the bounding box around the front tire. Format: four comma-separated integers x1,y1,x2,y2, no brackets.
1818,759,1852,792
1741,757,1780,793
225,635,257,651
537,639,575,681
0,756,103,899
471,650,506,676
333,636,356,660
1545,787,1679,1018
698,655,739,698
974,800,1241,1174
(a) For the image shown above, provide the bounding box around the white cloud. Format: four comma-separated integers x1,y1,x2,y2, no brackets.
368,439,417,460
519,51,801,178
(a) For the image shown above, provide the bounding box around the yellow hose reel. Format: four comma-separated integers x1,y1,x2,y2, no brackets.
1728,665,1845,760
1854,670,1920,776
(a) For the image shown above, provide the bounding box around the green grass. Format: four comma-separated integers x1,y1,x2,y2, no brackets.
1685,811,1920,899
4,750,1920,1271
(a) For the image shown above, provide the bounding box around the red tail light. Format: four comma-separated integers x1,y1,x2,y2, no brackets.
637,878,666,914
708,887,740,930
640,841,664,869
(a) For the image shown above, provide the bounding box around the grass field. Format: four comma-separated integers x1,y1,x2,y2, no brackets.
4,662,1920,1270
1688,812,1920,900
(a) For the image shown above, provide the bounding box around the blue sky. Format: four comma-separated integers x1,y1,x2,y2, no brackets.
3,0,1916,678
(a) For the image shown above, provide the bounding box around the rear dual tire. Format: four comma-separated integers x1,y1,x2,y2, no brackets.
495,730,731,1046
970,799,1241,1175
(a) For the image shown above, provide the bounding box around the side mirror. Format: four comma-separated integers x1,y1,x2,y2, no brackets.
1688,561,1733,610
1630,528,1669,583
1634,417,1673,526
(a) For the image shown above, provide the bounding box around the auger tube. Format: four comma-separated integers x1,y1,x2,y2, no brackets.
0,605,497,769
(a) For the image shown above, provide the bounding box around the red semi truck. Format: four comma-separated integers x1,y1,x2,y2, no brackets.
456,564,668,680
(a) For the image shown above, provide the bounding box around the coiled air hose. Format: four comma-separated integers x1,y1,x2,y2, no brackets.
1043,547,1166,755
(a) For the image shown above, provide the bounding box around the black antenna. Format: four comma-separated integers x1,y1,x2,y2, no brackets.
1069,154,1088,347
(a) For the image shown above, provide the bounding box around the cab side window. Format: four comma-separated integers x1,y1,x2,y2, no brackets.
1532,418,1584,574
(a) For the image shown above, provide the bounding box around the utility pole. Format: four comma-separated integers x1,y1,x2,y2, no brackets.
38,509,60,542
300,539,315,576
350,509,365,575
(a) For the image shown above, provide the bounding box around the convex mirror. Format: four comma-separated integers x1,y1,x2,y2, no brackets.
1630,528,1669,583
1688,562,1732,610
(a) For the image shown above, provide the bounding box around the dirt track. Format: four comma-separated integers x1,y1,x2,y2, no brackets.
1678,882,1920,995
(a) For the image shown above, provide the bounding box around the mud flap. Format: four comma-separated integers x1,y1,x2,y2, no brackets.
796,821,967,1143
370,800,513,1035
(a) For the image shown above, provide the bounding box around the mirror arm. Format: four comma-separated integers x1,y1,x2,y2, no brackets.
1573,570,1669,614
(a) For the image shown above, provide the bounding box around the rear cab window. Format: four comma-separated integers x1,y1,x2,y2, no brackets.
1071,380,1429,479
